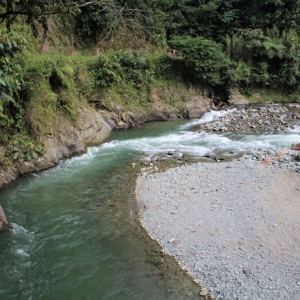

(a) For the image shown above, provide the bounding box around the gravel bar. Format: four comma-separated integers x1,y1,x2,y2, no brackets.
136,160,300,299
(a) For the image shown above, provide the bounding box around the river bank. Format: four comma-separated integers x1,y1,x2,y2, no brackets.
0,81,212,191
136,104,300,299
136,157,300,300
0,119,219,300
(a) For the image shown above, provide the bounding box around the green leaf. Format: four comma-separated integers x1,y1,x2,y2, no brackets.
32,152,39,159
0,78,6,86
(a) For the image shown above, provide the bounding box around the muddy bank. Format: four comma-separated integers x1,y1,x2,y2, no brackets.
136,159,300,300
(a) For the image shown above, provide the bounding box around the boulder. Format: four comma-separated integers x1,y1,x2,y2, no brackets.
0,205,9,231
153,112,168,121
40,106,111,167
291,143,300,150
185,96,210,119
188,109,205,119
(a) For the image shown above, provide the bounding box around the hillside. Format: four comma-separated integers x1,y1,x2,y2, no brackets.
1,0,300,180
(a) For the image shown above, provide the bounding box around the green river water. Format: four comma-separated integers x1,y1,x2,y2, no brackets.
1,109,299,299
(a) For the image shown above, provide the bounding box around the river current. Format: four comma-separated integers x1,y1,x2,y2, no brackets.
0,109,299,299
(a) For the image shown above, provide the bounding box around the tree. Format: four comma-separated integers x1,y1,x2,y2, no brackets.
170,36,230,86
0,29,27,130
0,0,154,37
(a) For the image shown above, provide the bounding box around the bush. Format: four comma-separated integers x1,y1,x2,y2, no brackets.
170,36,230,86
93,51,154,89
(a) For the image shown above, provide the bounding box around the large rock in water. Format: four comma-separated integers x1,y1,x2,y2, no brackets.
0,205,9,231
185,96,210,119
291,143,300,151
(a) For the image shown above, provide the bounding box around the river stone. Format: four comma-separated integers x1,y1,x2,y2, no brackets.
200,288,208,296
243,268,252,275
0,205,9,231
291,143,300,150
267,149,276,156
0,205,7,224
278,156,291,163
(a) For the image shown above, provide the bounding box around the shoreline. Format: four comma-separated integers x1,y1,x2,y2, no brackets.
136,158,300,299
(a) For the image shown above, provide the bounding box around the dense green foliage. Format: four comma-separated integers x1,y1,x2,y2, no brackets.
6,135,44,164
70,0,300,93
170,36,230,86
3,0,300,93
0,30,27,138
2,0,300,152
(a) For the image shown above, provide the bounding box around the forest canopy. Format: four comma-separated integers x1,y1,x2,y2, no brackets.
0,0,300,90
2,0,300,103
1,0,300,146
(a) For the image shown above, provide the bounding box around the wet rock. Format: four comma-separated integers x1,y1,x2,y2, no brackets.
185,95,210,119
291,143,300,151
153,112,168,122
0,205,9,231
0,106,111,189
172,152,184,160
188,109,206,119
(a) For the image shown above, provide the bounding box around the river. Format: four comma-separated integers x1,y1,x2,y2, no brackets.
0,109,299,299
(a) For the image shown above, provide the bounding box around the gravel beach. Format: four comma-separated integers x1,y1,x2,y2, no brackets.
136,160,300,299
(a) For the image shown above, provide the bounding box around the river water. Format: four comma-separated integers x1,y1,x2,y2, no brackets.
0,110,299,299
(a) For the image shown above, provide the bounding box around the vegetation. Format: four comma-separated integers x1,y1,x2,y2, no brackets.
0,29,28,141
1,0,300,159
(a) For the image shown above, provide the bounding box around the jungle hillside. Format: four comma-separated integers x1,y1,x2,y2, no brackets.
1,0,300,159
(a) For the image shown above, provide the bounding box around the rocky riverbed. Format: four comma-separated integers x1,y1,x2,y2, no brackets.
137,159,300,300
136,104,300,300
198,104,300,133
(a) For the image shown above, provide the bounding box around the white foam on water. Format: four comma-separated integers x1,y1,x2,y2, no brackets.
63,146,101,166
180,108,237,130
94,124,300,159
235,133,300,148
285,126,300,133
24,109,300,171
15,249,30,257
11,223,35,238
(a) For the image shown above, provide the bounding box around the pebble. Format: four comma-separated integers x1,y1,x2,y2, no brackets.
137,104,300,300
243,268,252,275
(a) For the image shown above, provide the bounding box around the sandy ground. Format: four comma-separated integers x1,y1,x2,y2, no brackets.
136,160,300,300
